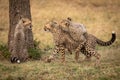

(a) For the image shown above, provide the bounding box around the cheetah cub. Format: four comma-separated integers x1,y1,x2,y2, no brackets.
11,17,32,63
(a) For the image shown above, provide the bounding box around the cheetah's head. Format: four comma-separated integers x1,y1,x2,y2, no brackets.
44,20,59,32
21,18,32,30
60,17,72,31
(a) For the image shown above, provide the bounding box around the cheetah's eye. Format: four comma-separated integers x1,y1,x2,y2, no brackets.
22,20,26,23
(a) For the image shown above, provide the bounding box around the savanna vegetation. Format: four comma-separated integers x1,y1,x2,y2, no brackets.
0,0,120,80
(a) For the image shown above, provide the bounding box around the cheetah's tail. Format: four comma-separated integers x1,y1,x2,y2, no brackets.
96,31,116,46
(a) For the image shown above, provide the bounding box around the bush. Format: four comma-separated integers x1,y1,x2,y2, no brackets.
28,48,42,60
33,39,41,49
0,40,45,60
28,39,45,60
0,43,10,59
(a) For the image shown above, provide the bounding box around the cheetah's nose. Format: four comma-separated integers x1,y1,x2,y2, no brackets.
30,25,32,30
28,25,32,30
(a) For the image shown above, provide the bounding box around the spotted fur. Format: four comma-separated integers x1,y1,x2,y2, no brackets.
44,19,116,65
60,18,116,65
79,33,116,64
44,20,86,62
60,18,87,42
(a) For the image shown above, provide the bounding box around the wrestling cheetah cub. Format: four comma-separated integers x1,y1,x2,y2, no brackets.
44,20,87,63
60,18,116,65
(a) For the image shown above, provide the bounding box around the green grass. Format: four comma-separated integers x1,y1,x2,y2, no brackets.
0,43,10,59
0,0,120,80
0,48,120,80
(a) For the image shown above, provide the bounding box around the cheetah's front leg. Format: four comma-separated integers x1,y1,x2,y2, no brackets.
59,45,66,63
46,45,60,63
75,42,85,62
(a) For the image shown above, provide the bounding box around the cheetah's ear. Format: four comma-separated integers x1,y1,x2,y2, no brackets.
19,15,23,20
21,18,26,23
65,21,70,26
67,17,72,21
19,15,26,23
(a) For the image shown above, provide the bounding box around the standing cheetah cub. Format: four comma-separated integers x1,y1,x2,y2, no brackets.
11,17,32,63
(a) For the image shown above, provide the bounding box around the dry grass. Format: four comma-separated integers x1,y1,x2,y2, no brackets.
0,0,120,80
0,48,120,80
30,0,120,49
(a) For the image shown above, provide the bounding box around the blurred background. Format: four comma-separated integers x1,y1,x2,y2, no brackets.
0,0,120,79
0,0,120,49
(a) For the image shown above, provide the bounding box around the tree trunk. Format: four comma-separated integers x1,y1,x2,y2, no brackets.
8,0,34,62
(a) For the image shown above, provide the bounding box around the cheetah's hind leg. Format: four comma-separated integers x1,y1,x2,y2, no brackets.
85,47,101,66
